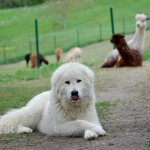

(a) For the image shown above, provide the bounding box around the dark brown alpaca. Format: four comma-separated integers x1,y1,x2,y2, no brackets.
24,53,49,68
111,34,142,67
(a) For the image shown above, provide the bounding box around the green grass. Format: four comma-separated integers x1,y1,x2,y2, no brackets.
143,51,150,60
0,79,50,112
0,63,59,82
0,0,150,64
96,101,117,120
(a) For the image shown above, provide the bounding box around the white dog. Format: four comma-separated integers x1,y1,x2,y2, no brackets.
0,62,105,140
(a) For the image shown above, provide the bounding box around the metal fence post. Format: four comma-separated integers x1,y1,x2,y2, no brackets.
110,7,115,35
34,19,40,68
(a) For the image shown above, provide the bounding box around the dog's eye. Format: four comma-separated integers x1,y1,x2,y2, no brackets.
77,79,81,83
65,81,70,84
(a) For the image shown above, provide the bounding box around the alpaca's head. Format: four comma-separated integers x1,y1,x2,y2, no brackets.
135,13,149,28
24,53,31,66
111,33,125,45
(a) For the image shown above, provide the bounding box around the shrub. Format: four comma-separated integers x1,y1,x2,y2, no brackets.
0,0,47,8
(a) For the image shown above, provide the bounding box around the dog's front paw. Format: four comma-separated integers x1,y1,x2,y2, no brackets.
84,129,98,140
92,125,106,136
17,126,33,133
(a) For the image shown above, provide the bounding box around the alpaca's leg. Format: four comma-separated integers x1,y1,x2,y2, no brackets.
101,60,117,68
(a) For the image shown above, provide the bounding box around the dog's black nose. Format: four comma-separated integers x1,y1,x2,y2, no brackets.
71,90,78,96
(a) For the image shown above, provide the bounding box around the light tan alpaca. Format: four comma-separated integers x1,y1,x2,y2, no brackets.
64,47,82,62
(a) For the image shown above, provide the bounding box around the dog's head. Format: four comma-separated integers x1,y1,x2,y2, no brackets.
51,62,95,108
135,13,149,28
111,33,125,45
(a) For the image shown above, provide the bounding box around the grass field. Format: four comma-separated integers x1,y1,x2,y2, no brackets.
0,0,150,64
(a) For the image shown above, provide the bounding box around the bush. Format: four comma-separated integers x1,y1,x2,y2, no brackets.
0,0,47,8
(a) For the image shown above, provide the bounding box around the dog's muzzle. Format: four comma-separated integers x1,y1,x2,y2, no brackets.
71,90,79,101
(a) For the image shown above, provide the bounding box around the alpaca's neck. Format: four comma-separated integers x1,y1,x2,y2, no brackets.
116,39,131,60
129,26,146,53
117,39,129,52
133,27,145,42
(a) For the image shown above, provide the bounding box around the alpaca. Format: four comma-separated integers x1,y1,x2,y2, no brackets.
111,33,142,67
101,13,149,68
55,48,63,62
24,53,49,68
30,53,49,68
64,47,82,62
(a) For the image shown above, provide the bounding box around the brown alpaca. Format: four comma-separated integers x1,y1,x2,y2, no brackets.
55,48,63,62
30,53,49,68
111,34,142,67
25,53,49,68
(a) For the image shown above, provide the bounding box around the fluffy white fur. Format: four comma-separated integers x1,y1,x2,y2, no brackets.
103,13,149,65
64,47,82,62
0,62,105,140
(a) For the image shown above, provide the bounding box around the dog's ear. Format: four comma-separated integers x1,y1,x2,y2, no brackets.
81,67,95,84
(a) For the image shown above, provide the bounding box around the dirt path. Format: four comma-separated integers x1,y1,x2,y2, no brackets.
95,61,150,150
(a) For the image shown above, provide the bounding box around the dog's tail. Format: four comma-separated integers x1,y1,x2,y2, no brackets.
0,108,22,134
0,107,32,134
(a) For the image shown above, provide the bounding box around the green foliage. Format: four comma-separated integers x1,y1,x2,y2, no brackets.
0,0,47,8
